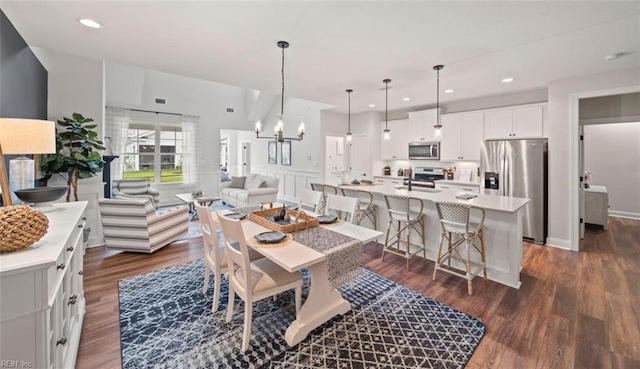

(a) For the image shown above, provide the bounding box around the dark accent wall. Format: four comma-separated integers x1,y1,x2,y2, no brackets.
0,9,47,119
0,10,48,205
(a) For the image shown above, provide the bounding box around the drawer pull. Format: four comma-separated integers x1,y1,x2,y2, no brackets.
78,271,84,275
78,224,84,229
67,246,74,252
56,337,67,346
68,295,78,305
57,263,66,270
82,216,87,221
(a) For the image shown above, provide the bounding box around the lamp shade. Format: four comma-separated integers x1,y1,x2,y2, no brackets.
0,118,56,154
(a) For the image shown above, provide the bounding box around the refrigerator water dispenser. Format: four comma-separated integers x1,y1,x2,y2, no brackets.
485,172,499,190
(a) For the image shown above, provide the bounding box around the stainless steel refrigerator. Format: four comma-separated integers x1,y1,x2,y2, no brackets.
480,139,548,244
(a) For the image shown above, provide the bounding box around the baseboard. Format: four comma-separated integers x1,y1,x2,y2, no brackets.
609,210,640,220
545,237,572,250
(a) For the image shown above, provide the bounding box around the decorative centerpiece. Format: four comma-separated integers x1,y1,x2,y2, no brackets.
0,205,49,253
14,186,67,212
248,206,319,233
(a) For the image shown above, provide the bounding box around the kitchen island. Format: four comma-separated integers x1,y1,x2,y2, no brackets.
340,182,530,288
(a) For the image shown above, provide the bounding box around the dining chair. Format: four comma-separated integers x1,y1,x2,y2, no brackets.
298,189,322,213
194,202,263,312
217,211,303,352
432,200,487,295
325,193,358,223
340,188,378,230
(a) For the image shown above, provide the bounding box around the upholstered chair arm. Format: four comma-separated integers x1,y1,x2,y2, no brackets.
220,181,232,190
115,193,157,208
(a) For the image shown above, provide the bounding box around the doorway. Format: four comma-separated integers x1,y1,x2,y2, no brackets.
571,87,640,250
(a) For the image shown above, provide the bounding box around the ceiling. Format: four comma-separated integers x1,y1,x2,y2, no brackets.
2,1,639,114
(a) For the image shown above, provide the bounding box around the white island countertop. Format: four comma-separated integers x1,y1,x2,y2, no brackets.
340,183,529,213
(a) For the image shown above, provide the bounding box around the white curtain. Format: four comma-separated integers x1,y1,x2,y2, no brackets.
181,114,200,184
105,107,130,180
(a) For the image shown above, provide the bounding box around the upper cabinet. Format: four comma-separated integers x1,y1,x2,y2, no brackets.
484,104,544,139
380,119,411,160
407,109,440,141
440,112,484,161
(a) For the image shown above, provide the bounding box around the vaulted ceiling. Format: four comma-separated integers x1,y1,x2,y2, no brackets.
2,1,639,113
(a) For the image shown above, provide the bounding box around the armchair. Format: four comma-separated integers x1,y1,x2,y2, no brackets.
98,198,188,253
113,178,161,208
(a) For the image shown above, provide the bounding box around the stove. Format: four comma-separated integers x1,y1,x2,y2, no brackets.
403,167,445,188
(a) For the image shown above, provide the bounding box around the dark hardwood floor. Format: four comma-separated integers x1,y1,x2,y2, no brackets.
76,217,640,369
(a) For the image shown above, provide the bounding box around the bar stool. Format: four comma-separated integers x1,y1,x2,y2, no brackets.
341,188,377,230
432,201,487,295
382,194,426,271
310,183,326,213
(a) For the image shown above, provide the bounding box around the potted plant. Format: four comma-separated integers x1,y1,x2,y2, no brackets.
39,113,105,201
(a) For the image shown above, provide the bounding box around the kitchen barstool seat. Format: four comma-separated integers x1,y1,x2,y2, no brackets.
382,194,426,271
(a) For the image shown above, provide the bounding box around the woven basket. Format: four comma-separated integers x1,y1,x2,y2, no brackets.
248,208,319,233
0,205,49,253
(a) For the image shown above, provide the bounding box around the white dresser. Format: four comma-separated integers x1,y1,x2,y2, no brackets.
584,185,609,230
0,202,87,369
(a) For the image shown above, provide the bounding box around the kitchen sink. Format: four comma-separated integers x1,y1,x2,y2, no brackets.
395,186,442,193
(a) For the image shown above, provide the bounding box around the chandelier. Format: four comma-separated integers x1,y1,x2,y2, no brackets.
255,41,304,142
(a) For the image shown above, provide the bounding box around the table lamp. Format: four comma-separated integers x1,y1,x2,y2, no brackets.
0,118,56,206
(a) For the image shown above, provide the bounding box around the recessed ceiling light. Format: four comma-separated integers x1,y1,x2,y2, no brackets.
501,77,514,83
402,97,410,101
444,89,454,94
77,18,102,29
369,104,375,108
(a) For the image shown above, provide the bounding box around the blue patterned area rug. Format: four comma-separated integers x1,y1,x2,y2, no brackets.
118,260,485,368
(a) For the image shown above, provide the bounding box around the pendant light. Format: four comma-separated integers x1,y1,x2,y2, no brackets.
255,41,304,142
346,89,353,142
383,79,391,141
433,65,444,138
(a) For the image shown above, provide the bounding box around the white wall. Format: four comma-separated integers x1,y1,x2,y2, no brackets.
584,122,640,218
32,48,106,181
106,61,254,199
547,67,640,249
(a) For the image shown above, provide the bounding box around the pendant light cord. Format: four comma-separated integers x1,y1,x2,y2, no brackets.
436,67,440,125
348,90,351,132
281,45,285,117
385,81,389,129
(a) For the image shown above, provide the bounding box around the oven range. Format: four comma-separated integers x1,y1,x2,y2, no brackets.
403,167,445,188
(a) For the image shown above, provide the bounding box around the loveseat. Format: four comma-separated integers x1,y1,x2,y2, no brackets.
220,173,279,207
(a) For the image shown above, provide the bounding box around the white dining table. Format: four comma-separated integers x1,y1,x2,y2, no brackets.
216,209,382,346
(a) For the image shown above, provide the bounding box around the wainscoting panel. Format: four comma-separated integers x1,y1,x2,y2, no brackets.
252,167,320,202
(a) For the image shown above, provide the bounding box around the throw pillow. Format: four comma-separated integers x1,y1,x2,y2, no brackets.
229,176,246,189
220,171,231,182
259,181,268,188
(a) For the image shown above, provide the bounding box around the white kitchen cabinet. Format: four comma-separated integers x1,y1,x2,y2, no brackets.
408,109,439,141
380,119,411,160
484,104,544,139
584,185,609,230
0,202,87,369
440,112,484,161
435,181,480,193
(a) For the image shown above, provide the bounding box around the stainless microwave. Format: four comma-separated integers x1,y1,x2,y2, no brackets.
408,141,440,160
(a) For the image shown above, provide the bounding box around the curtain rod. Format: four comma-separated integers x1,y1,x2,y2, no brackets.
129,108,183,117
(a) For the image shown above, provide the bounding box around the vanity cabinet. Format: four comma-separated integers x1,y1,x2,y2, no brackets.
440,112,484,161
0,202,87,369
380,119,411,160
484,104,544,139
584,185,609,230
408,109,440,141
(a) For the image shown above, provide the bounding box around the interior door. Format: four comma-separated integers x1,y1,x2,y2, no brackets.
579,124,585,239
348,134,369,180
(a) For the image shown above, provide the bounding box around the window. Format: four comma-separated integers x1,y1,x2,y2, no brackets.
122,123,184,183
